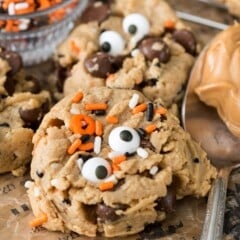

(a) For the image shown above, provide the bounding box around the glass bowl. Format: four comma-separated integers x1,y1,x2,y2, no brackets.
0,0,88,66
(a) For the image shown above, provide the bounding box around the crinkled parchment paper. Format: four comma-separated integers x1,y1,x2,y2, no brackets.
0,173,206,240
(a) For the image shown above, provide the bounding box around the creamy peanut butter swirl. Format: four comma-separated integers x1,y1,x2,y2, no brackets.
195,24,240,137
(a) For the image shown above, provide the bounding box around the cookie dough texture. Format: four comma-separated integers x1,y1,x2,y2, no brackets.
0,52,50,175
55,0,197,107
218,0,240,17
28,87,216,237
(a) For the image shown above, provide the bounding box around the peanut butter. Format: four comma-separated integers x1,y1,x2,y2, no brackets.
195,24,240,137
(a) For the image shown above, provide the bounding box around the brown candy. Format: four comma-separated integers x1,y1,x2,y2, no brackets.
84,52,123,78
172,29,197,55
0,50,22,76
96,204,120,222
81,2,110,23
155,187,176,213
3,77,15,96
138,37,170,63
19,107,43,125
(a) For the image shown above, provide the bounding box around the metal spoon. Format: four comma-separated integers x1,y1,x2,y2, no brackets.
181,49,240,239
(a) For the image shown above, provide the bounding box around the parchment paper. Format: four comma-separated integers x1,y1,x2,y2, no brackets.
0,0,239,239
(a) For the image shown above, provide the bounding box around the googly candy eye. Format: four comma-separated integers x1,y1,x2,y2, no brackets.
108,126,140,154
123,13,150,44
81,157,112,183
99,30,125,56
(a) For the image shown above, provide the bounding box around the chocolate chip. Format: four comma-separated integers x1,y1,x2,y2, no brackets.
84,52,124,78
139,37,170,63
81,2,110,23
140,139,155,151
172,29,197,55
96,204,120,222
0,51,22,76
62,198,71,205
36,170,44,178
25,75,41,94
3,77,15,95
19,107,43,126
155,187,176,213
0,122,9,127
193,158,200,163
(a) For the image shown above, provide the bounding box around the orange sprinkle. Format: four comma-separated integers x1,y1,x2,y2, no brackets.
106,115,119,124
85,103,108,111
99,181,114,191
95,120,103,136
155,107,167,115
70,40,80,55
79,142,94,151
112,164,120,172
106,74,115,81
112,155,126,165
164,19,175,29
132,103,147,114
69,114,95,135
29,212,48,228
145,124,157,134
67,139,81,155
71,91,83,103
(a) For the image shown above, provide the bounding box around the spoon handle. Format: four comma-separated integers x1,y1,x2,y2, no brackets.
200,167,231,240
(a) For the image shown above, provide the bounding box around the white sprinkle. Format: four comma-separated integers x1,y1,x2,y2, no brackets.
94,136,102,154
24,180,33,189
51,179,59,188
8,2,15,15
131,49,140,57
108,151,122,159
34,187,41,197
19,22,28,31
15,2,29,10
77,158,83,170
70,104,81,114
137,147,149,159
128,93,139,109
149,166,159,175
104,175,118,184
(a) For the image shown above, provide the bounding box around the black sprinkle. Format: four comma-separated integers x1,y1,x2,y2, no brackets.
193,158,200,163
36,170,44,178
146,102,154,121
80,134,91,143
63,199,71,205
93,110,106,116
11,208,20,215
136,128,147,139
0,122,10,127
21,204,30,211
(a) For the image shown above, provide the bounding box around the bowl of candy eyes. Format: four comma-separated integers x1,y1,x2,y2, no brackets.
0,0,87,66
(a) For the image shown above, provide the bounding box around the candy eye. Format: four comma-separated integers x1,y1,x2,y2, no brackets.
108,126,140,154
123,13,150,44
81,157,112,183
99,30,125,56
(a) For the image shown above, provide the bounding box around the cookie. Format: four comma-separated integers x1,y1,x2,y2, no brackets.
27,87,216,237
218,0,240,17
0,49,51,175
55,0,197,107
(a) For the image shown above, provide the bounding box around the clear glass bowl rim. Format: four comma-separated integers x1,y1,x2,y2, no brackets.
0,0,79,19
